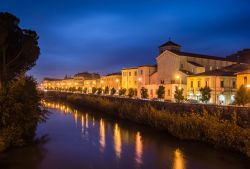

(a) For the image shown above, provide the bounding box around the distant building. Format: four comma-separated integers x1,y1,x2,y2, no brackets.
122,40,236,101
187,64,250,105
227,49,250,64
100,72,122,92
236,69,250,88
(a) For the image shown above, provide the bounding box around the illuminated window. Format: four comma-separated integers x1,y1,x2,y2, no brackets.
134,71,137,76
191,81,193,88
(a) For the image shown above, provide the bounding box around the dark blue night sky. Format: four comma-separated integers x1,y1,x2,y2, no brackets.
1,0,250,81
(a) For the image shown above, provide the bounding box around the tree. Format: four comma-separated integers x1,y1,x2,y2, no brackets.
0,12,40,89
77,87,82,92
92,87,97,94
128,88,135,98
174,86,184,103
235,85,250,106
111,88,116,95
140,87,148,99
200,86,211,103
83,87,87,94
97,88,102,95
119,88,126,96
157,85,165,99
104,86,109,95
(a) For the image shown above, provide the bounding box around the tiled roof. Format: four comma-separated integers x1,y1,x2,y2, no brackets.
105,72,122,76
190,64,250,77
172,51,230,61
179,69,194,75
236,69,250,75
187,61,204,67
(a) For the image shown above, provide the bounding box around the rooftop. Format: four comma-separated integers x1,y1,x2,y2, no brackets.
190,64,250,77
160,40,181,48
172,51,230,61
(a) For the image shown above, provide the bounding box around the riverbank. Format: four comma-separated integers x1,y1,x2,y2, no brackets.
43,91,250,157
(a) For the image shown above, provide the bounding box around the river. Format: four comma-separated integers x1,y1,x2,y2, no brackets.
0,100,249,169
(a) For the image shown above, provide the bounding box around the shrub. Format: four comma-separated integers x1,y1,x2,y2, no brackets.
235,85,250,106
174,86,184,103
157,85,165,99
140,87,149,98
111,88,116,95
92,87,97,94
104,86,109,95
128,88,135,98
119,88,126,96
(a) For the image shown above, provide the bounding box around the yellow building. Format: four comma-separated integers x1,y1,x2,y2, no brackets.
187,64,249,105
83,79,100,93
100,73,121,91
121,67,138,91
236,69,250,88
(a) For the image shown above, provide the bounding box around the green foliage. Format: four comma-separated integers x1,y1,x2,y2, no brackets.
92,87,97,94
157,85,165,99
0,75,47,150
83,87,87,94
97,88,102,95
111,88,116,95
104,86,109,95
77,87,82,92
200,86,212,103
235,85,250,106
174,86,184,103
0,12,40,88
140,87,148,98
119,88,126,96
128,88,135,98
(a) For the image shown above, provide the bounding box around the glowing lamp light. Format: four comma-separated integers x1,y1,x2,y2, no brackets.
115,79,119,83
138,77,142,81
247,84,250,88
101,80,104,84
176,75,180,79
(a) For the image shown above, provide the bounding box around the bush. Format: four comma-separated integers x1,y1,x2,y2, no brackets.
140,87,149,98
157,86,165,99
0,75,47,151
111,88,116,95
119,88,126,96
128,88,135,98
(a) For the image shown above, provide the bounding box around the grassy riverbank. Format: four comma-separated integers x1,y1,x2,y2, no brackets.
44,92,250,157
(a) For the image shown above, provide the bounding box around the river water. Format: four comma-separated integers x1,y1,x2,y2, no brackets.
0,101,249,169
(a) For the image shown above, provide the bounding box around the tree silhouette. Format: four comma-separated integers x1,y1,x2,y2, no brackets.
174,86,184,103
111,87,116,95
0,12,40,89
157,85,165,99
235,85,250,106
200,86,211,103
140,87,148,99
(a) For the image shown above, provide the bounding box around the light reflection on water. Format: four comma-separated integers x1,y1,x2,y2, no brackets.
1,100,246,169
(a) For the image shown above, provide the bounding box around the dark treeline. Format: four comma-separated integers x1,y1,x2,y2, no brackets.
0,12,47,151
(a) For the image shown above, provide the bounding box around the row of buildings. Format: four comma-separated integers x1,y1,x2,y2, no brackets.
40,40,250,105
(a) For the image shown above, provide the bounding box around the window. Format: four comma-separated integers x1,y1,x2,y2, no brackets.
209,66,213,71
160,80,164,84
150,89,153,95
191,81,193,88
220,80,224,88
134,71,137,76
123,72,127,76
198,81,201,88
129,72,131,76
141,70,143,75
232,81,236,88
244,76,247,85
168,89,170,96
180,64,184,69
205,81,209,87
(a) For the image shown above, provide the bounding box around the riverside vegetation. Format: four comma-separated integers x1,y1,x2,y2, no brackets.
44,92,250,157
0,12,47,151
